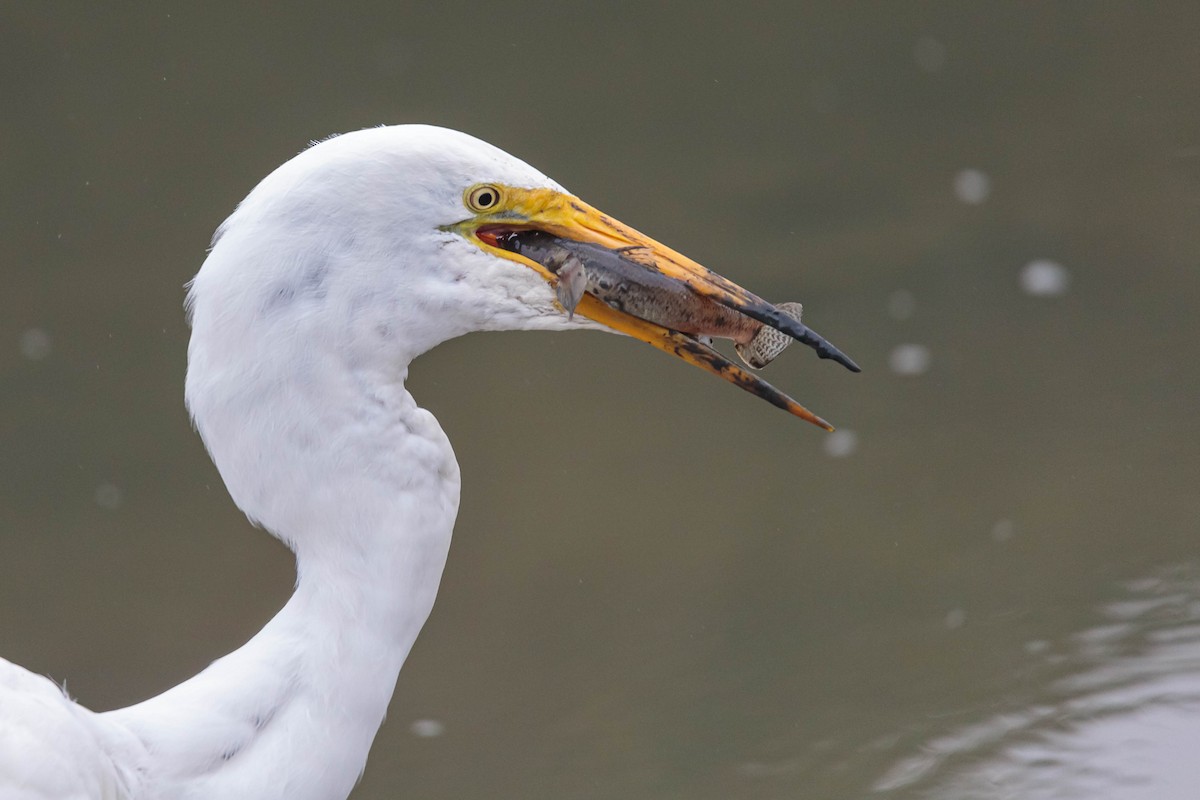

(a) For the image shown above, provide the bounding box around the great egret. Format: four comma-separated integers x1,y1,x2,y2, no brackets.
0,125,857,799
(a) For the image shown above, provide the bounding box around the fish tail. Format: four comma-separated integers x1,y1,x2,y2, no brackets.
735,302,803,369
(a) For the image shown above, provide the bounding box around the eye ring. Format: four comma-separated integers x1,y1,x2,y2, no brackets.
465,184,502,212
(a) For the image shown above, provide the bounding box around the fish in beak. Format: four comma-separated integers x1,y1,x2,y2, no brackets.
453,185,860,431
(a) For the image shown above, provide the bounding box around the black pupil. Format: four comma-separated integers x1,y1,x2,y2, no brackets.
477,191,494,207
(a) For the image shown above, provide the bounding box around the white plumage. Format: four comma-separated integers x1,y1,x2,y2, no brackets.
1,124,848,799
1,126,596,800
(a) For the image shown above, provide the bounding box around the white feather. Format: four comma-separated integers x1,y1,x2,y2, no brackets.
1,125,601,799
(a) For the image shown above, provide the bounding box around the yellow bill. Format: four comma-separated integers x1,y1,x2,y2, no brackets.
450,184,859,431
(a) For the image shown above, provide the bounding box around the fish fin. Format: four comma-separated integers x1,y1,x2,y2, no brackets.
555,256,588,320
735,301,803,369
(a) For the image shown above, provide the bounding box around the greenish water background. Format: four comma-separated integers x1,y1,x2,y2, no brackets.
2,3,1198,798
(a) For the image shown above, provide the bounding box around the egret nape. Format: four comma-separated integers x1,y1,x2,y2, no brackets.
0,126,858,800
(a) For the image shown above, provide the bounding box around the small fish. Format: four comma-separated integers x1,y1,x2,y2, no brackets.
506,230,805,369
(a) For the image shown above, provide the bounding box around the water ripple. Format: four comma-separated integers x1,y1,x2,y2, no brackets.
873,564,1200,799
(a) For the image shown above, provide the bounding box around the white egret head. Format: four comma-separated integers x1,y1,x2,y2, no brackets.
187,126,595,375
183,124,856,541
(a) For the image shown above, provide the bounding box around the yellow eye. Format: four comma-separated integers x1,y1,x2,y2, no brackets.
465,184,502,212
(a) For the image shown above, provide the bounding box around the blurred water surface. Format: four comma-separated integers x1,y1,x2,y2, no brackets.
1,3,1198,798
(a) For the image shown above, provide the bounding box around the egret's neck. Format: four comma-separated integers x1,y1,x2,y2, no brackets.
106,359,460,800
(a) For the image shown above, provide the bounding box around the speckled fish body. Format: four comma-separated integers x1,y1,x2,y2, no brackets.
506,230,803,368
513,231,759,340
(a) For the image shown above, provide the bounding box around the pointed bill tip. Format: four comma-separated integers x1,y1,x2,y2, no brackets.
784,319,860,373
817,337,861,373
700,294,861,374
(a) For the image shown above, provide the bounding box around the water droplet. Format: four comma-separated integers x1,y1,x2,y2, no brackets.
94,483,122,510
992,519,1016,542
19,328,52,360
410,719,444,738
1020,260,1070,297
945,608,967,629
824,429,858,458
889,344,931,376
953,169,991,204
